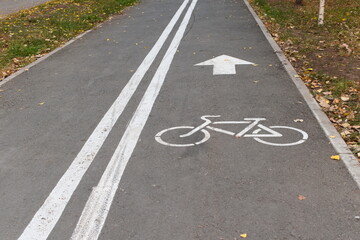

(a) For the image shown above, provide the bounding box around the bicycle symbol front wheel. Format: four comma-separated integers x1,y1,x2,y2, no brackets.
252,126,308,146
155,126,210,147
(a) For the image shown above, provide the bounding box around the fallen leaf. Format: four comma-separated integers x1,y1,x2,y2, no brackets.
294,119,304,122
329,136,336,139
298,195,306,200
346,112,355,120
316,95,330,109
240,233,247,238
340,96,350,101
333,98,340,104
330,155,341,160
339,43,352,56
341,130,351,137
38,102,45,105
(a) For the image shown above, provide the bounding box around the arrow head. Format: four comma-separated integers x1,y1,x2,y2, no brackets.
195,55,255,75
195,55,254,66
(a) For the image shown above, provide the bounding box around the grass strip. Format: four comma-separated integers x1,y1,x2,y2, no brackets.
249,0,359,158
0,0,137,80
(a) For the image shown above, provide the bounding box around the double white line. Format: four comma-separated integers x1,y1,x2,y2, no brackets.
18,0,198,239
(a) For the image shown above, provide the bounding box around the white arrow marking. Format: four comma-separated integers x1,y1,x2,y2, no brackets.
195,55,255,75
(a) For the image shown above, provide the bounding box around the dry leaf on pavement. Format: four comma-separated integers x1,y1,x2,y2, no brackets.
298,195,306,200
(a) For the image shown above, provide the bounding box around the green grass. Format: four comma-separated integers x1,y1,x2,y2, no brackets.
0,0,137,79
8,39,47,58
254,0,295,24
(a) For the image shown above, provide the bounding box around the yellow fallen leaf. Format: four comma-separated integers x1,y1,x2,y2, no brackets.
329,136,336,139
240,233,247,238
38,102,45,105
330,155,340,160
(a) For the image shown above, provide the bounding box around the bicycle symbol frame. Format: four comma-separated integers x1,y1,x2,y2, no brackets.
155,115,308,147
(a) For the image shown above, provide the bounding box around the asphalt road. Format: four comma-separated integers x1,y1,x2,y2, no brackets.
0,0,50,16
0,0,359,239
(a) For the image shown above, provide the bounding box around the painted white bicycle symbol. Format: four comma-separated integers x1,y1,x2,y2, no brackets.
155,115,308,147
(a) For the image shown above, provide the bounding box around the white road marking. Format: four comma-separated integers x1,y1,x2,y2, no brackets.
155,126,211,147
252,126,308,146
195,55,254,75
206,126,235,136
18,1,191,239
155,116,308,147
70,0,199,239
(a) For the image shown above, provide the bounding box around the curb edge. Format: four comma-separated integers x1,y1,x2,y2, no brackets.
243,0,360,189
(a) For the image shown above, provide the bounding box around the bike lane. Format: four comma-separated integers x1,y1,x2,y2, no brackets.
96,0,360,239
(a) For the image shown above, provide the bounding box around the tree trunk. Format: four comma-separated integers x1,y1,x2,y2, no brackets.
318,0,325,25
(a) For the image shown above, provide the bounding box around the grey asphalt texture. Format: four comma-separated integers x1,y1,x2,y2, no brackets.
0,0,50,16
0,0,359,239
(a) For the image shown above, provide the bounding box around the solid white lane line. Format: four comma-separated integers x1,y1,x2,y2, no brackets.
18,1,190,239
70,0,199,239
